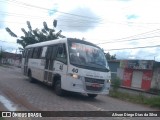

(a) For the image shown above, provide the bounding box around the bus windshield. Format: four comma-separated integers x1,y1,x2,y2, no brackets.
69,42,108,71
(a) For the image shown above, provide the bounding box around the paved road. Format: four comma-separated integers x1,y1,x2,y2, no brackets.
0,66,159,120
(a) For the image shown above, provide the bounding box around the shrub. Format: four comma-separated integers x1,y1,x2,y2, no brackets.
144,97,160,108
112,77,121,92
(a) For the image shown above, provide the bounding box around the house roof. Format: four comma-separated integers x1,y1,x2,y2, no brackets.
2,52,22,59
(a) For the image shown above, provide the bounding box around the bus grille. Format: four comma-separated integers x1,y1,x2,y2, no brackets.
85,77,105,91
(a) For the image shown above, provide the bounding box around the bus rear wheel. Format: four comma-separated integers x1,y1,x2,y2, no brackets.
88,94,97,98
55,80,64,96
28,71,36,83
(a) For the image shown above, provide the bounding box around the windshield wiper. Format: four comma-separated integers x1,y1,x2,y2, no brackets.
89,62,104,67
89,62,110,72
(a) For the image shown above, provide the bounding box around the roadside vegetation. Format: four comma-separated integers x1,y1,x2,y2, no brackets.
109,77,160,109
0,117,4,120
0,64,12,68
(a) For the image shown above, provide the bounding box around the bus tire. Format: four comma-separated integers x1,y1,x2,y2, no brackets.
55,80,64,96
88,94,97,98
28,71,35,83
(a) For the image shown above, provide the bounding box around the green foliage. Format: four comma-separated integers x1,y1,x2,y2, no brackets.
5,27,17,37
6,20,65,49
112,77,121,92
144,97,160,108
105,52,116,60
0,117,5,120
109,90,160,109
0,52,2,58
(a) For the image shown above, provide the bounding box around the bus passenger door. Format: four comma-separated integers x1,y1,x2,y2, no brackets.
44,45,58,84
53,44,67,86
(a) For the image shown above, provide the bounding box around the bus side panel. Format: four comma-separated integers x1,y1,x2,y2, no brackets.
28,59,45,82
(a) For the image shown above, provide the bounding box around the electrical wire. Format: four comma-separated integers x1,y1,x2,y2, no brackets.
0,40,17,44
2,0,160,29
105,44,160,51
96,29,160,44
98,35,160,44
5,0,102,20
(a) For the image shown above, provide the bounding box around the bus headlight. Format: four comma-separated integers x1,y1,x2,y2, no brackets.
72,74,79,79
106,79,111,83
70,74,80,79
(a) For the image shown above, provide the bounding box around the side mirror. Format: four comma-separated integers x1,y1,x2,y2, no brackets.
106,69,110,72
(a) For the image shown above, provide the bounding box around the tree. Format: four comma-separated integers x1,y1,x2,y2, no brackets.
105,52,116,60
6,20,65,49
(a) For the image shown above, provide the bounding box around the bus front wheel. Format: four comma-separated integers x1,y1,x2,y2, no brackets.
55,80,64,96
88,94,97,98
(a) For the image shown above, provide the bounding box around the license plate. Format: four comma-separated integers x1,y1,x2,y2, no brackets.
91,83,101,88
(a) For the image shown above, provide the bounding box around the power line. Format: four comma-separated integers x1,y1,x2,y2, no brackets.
0,11,45,19
3,0,159,29
0,11,103,24
1,20,108,28
0,20,25,25
2,1,160,43
0,40,17,44
96,28,160,44
98,35,160,44
6,0,160,25
0,1,155,30
5,0,102,20
105,44,160,51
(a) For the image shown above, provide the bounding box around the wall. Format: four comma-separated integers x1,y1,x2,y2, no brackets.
108,61,120,81
120,69,153,90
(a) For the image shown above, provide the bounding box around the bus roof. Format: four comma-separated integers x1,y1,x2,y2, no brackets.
25,38,101,49
25,38,67,48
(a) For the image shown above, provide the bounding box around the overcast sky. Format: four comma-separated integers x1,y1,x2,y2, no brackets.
0,0,160,61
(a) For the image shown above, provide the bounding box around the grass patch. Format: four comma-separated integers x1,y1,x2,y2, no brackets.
144,97,160,108
112,77,121,92
0,117,5,120
109,90,160,109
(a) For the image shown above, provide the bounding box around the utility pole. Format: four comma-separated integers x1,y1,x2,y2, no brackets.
154,56,156,61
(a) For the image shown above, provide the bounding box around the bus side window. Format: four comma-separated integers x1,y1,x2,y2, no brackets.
28,48,34,58
33,47,42,59
33,47,38,58
37,47,42,58
41,47,47,58
45,45,57,69
56,44,67,64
